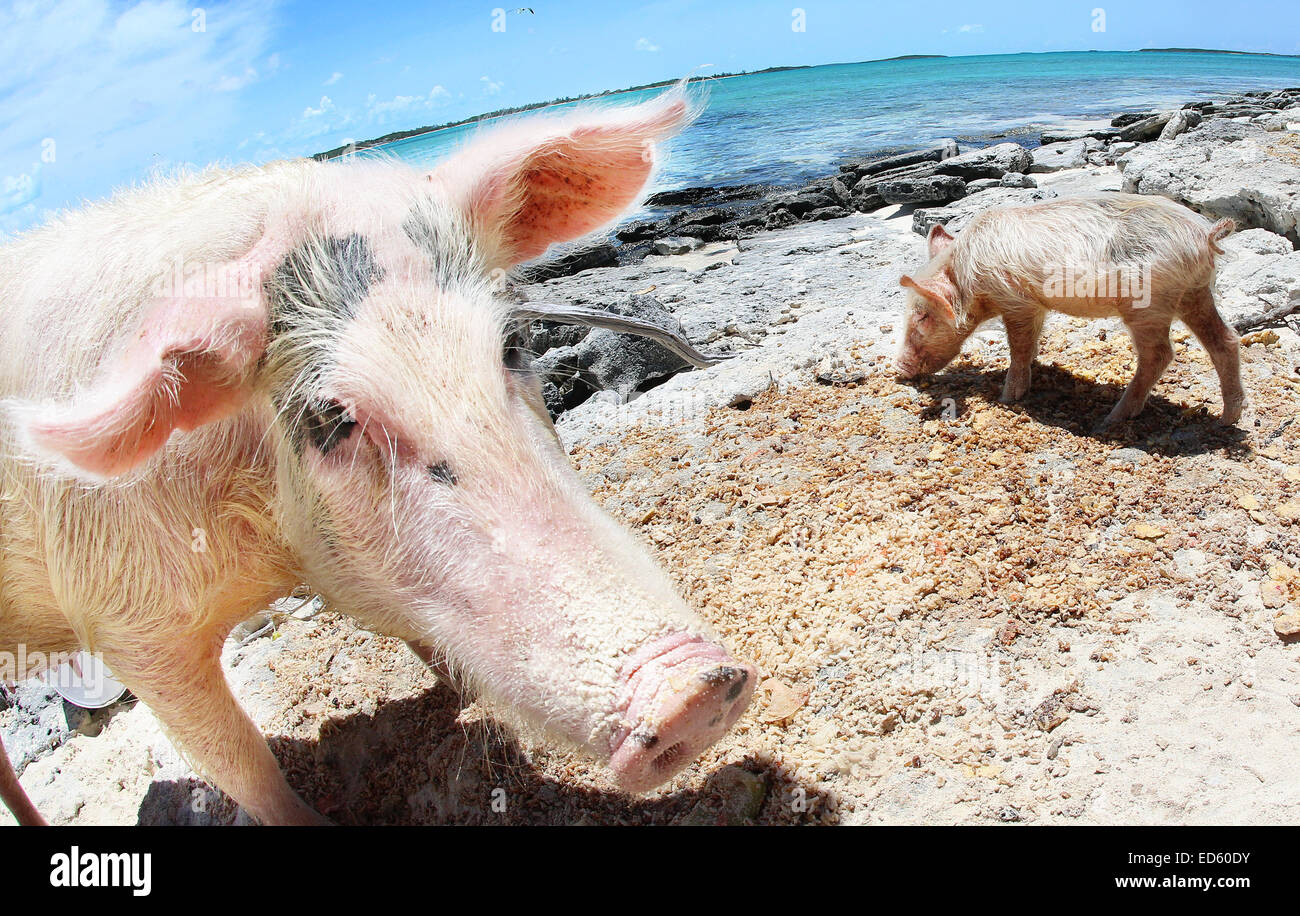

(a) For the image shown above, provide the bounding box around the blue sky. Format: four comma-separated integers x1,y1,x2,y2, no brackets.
3,0,1299,237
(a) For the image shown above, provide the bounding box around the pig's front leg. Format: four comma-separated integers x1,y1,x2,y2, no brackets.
1097,317,1174,432
406,639,454,686
104,637,329,826
1000,309,1045,403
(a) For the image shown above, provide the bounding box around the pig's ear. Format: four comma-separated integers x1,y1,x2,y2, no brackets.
14,229,295,479
927,223,955,258
434,87,697,268
19,296,269,478
900,274,957,323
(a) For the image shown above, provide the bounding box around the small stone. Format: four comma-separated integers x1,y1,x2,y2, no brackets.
1273,613,1300,638
652,236,703,256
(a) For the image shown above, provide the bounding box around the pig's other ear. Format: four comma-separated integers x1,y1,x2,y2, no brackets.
16,240,286,479
927,223,955,258
434,86,698,268
900,274,957,323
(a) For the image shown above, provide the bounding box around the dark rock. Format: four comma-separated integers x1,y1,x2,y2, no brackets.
848,161,943,212
1119,111,1176,142
804,205,851,221
530,295,693,413
1040,128,1121,144
765,209,799,230
934,142,1033,180
674,221,736,243
524,243,619,281
876,174,967,205
616,218,672,243
768,189,840,217
1111,111,1155,128
839,139,958,181
800,176,853,207
642,183,772,208
1215,105,1276,119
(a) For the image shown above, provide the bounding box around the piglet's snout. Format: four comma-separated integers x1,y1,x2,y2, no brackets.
609,633,756,793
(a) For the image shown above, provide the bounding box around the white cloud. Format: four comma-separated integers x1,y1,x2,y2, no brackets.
480,76,503,95
364,86,453,121
2,164,41,214
324,71,343,86
635,37,660,52
958,24,984,33
0,0,275,236
303,96,335,119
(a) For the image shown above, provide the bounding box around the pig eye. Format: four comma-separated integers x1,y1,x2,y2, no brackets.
427,461,457,485
302,399,357,456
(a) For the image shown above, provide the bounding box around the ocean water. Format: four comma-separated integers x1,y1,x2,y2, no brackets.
373,50,1300,193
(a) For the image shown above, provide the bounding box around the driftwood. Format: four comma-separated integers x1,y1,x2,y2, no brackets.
511,301,731,368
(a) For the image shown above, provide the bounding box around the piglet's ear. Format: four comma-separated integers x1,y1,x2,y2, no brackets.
434,87,697,268
900,274,957,323
19,230,290,478
927,223,955,258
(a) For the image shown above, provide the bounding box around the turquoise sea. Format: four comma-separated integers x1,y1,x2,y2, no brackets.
371,50,1300,192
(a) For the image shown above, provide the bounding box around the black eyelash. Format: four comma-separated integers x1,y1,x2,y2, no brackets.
427,461,457,485
304,400,357,455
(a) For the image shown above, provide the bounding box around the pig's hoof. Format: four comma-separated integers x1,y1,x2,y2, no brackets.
1220,399,1246,426
610,634,757,794
999,381,1030,404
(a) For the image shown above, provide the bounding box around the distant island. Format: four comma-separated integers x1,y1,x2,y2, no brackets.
1138,47,1300,57
314,47,1298,161
312,66,810,161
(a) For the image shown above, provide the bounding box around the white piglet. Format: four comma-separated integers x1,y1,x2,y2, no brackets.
0,91,756,825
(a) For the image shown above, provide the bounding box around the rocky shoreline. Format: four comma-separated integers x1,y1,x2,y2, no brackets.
513,86,1300,417
535,86,1300,277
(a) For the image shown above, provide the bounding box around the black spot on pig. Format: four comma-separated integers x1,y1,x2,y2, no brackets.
427,461,457,485
268,234,384,337
301,399,357,456
402,207,477,285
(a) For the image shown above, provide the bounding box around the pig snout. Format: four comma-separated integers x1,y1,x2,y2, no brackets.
895,353,922,380
609,632,756,792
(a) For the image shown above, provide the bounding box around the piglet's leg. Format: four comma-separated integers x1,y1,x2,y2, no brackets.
1098,316,1174,431
1178,288,1246,425
104,638,328,826
0,730,45,826
1000,309,1046,403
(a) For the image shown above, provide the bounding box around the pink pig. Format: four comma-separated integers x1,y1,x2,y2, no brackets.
895,194,1245,430
0,90,755,825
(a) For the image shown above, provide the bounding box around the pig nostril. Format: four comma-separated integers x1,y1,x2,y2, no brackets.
652,742,686,772
699,665,740,687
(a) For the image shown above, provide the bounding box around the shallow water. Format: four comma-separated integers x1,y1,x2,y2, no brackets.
370,50,1300,192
